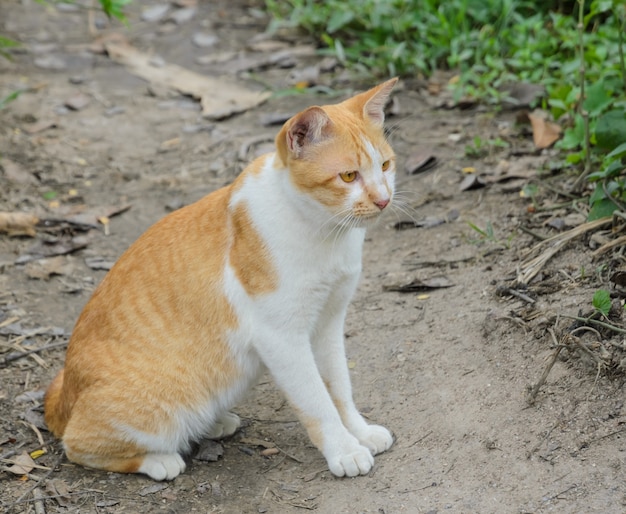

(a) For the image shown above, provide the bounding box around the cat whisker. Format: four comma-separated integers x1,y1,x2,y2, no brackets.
317,207,354,239
390,196,420,225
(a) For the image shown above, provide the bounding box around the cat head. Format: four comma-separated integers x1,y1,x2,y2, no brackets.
276,78,398,227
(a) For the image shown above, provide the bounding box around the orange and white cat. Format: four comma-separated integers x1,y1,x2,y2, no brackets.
45,78,398,481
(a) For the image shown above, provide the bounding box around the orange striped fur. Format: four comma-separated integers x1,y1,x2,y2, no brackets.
45,79,398,480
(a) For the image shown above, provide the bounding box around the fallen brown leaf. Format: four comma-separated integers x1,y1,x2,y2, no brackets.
4,451,36,475
0,212,39,237
383,275,454,292
527,110,562,149
24,255,72,280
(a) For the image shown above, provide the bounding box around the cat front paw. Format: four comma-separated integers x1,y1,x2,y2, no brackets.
327,444,375,477
138,453,186,481
356,424,394,455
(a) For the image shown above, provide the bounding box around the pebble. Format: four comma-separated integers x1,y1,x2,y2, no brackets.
192,32,219,48
169,7,196,24
34,55,66,71
141,4,170,22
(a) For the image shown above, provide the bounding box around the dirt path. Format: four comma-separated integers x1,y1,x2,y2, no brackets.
1,1,625,513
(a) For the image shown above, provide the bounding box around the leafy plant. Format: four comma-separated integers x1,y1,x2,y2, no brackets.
592,288,612,317
464,136,509,158
466,221,514,249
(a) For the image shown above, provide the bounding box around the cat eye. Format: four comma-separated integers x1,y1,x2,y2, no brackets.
340,171,358,183
381,160,391,172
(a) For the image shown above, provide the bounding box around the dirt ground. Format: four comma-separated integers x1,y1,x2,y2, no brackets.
1,1,626,513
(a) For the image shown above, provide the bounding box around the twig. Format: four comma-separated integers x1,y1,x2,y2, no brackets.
587,426,626,445
527,329,563,405
518,225,548,241
497,286,536,304
562,314,626,335
572,0,591,190
19,420,46,449
592,234,626,258
586,362,603,401
274,445,304,464
569,325,602,339
32,488,46,514
0,340,68,367
408,430,433,447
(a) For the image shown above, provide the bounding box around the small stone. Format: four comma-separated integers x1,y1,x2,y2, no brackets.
141,4,170,22
34,55,66,71
169,7,196,24
192,32,219,48
64,93,90,111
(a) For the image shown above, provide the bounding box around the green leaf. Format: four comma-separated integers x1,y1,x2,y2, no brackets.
0,89,22,109
327,9,354,33
559,115,585,150
100,0,132,22
596,109,626,149
606,141,626,159
592,289,612,317
588,197,618,221
583,80,613,116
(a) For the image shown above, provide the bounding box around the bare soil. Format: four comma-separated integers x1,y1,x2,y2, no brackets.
1,1,625,513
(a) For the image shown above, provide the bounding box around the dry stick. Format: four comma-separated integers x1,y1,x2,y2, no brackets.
572,0,592,190
587,362,603,402
592,233,626,258
527,328,564,405
19,420,46,450
0,340,68,367
499,286,536,305
518,218,612,284
562,314,626,335
32,488,46,514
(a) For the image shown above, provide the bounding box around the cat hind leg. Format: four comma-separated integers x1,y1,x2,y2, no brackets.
64,445,185,481
206,411,241,439
61,393,186,481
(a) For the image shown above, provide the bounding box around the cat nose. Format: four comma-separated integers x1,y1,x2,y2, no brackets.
374,198,389,210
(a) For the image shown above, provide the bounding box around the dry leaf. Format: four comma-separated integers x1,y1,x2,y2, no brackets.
5,451,36,475
0,212,39,237
527,110,562,149
459,174,485,191
104,42,270,120
383,275,454,293
45,479,72,507
24,256,72,280
404,149,438,174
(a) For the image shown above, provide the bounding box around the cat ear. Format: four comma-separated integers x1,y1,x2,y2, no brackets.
284,106,332,158
362,77,398,126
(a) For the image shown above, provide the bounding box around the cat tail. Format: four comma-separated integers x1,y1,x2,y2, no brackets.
44,368,69,437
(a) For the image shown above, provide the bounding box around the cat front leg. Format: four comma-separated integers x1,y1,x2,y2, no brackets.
255,331,375,477
312,294,394,456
